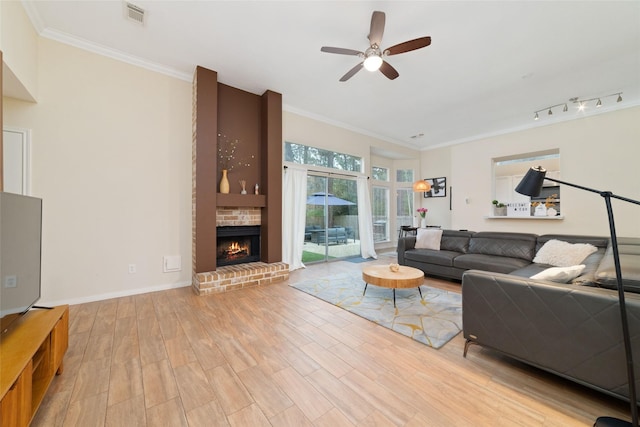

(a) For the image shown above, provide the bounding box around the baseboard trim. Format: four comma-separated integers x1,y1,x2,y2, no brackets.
38,280,192,307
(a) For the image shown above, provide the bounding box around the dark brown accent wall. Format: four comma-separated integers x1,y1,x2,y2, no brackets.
217,84,261,193
261,91,283,263
193,66,283,273
193,66,218,273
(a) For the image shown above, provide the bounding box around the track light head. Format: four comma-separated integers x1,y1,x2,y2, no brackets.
533,92,622,121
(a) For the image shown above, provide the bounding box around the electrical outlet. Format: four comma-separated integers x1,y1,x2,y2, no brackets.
3,275,17,288
128,264,137,274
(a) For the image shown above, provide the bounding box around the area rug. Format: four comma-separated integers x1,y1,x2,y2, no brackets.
290,272,462,349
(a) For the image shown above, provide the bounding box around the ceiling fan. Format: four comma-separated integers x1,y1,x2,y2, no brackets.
320,10,431,82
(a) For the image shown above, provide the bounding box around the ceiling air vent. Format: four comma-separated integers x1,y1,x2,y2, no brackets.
125,2,145,25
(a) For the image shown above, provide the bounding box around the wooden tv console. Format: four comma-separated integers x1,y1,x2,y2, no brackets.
0,305,69,426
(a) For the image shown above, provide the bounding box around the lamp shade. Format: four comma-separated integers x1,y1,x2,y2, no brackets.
413,180,432,192
515,166,547,197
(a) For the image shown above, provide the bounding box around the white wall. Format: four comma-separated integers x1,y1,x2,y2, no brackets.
448,107,640,237
4,37,192,305
0,1,38,101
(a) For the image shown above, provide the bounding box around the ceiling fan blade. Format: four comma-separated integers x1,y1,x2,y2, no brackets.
385,36,432,56
321,46,363,56
368,11,385,46
379,61,399,80
339,63,364,82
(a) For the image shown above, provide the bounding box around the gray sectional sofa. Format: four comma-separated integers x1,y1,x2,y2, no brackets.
398,230,640,404
397,230,612,283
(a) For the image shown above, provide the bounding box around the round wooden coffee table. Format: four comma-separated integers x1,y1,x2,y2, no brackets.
361,265,425,307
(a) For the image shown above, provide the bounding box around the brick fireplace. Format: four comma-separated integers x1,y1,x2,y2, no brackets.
192,67,287,296
216,225,261,267
193,207,288,295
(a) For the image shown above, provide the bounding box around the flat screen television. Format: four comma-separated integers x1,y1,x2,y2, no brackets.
0,192,43,334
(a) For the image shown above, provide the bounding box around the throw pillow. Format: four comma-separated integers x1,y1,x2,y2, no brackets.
415,228,443,250
531,264,586,283
533,239,598,267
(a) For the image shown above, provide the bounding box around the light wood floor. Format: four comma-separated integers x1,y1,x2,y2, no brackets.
32,255,630,426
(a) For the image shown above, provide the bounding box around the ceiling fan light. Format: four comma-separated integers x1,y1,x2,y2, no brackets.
363,54,383,71
596,98,602,108
534,112,539,120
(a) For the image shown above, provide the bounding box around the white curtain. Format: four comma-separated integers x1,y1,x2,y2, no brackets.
282,166,308,271
357,176,377,259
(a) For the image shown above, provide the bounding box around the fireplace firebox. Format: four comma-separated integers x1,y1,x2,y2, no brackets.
216,225,261,266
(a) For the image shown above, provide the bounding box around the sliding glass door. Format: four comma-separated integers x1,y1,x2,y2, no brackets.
303,174,360,263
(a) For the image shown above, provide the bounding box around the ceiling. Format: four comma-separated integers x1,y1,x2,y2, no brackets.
16,1,640,154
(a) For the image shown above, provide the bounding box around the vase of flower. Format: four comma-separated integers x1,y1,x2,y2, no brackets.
220,169,230,194
416,207,428,228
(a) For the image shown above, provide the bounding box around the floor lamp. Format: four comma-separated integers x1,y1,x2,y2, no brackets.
515,166,639,427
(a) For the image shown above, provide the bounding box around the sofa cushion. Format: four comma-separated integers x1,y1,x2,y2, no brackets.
530,265,586,283
440,230,474,253
509,264,552,278
536,234,609,252
454,253,531,274
533,239,598,267
468,232,537,261
405,249,459,267
594,237,640,293
415,228,443,250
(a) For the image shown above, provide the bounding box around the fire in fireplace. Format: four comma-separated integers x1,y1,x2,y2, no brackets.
216,225,260,266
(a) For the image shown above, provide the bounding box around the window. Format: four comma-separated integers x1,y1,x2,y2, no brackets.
372,166,389,181
396,188,414,231
396,169,414,183
372,186,389,242
285,142,362,172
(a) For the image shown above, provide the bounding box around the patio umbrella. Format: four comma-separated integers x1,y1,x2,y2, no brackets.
306,192,356,206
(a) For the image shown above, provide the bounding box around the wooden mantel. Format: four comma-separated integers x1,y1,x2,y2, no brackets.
216,194,266,208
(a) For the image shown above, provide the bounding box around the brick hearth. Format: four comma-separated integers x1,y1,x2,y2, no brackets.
193,262,289,295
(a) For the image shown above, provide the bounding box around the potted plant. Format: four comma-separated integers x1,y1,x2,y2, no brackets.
492,200,507,216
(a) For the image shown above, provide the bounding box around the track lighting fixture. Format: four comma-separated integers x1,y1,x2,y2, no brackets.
533,92,623,120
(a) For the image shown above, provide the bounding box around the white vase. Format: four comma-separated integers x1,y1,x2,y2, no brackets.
421,217,427,228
